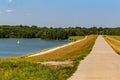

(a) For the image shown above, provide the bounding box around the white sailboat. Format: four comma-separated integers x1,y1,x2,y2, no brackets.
17,40,20,45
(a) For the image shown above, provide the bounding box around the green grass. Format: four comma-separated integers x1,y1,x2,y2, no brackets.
0,35,97,80
0,61,73,80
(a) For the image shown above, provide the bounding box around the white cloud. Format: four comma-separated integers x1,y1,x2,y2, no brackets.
8,0,13,3
6,9,13,13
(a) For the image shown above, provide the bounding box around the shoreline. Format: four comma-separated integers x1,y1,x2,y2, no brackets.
28,36,88,57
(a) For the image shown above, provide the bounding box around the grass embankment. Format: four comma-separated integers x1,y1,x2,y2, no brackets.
104,35,120,54
0,35,97,80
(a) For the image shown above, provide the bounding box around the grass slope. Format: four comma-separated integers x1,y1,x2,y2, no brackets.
0,35,97,80
104,35,120,54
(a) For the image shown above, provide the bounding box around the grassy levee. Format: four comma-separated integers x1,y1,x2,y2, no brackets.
28,36,97,62
0,35,97,80
104,35,120,55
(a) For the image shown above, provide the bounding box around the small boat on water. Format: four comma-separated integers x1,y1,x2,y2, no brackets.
17,40,20,45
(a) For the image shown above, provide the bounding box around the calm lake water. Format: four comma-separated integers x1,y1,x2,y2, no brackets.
0,39,70,58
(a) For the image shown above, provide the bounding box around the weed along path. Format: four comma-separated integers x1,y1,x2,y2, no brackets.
68,35,120,80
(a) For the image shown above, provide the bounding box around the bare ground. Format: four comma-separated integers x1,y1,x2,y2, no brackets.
38,60,73,66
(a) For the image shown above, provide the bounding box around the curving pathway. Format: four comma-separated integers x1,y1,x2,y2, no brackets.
68,35,120,80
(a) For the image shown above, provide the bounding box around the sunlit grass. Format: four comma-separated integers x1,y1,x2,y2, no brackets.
109,36,120,41
104,35,120,54
28,36,96,62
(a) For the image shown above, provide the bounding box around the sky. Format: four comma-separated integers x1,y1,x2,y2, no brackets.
0,0,120,27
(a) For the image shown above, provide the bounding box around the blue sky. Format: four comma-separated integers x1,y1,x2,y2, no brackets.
0,0,120,27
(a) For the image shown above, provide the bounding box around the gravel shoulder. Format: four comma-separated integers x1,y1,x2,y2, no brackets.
68,35,120,80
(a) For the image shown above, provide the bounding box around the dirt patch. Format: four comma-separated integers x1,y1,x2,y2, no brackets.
38,60,73,66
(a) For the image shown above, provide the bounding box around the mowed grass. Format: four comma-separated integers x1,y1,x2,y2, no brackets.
109,36,120,41
28,36,96,62
0,35,97,80
104,35,120,54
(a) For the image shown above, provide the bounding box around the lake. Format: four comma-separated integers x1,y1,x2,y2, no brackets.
0,39,70,58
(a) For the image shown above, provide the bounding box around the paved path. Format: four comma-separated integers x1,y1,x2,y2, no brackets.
68,36,120,80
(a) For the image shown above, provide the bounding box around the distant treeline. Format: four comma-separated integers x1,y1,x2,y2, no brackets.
0,25,120,40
